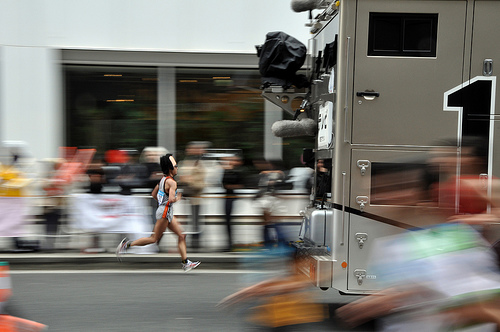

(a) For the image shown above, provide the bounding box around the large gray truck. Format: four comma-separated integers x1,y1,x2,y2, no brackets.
262,0,500,294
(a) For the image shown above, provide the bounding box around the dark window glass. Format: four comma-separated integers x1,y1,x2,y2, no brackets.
370,162,426,206
372,17,401,52
368,13,438,57
65,65,313,170
176,69,314,167
403,18,433,52
64,66,158,154
175,68,265,161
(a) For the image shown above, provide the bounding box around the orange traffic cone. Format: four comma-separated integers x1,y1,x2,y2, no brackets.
0,262,12,312
0,262,47,331
0,315,47,331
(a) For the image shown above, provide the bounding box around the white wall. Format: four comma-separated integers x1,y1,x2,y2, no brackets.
0,46,62,159
0,0,313,160
0,0,310,52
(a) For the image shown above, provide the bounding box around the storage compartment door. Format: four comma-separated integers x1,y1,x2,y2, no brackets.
351,0,466,145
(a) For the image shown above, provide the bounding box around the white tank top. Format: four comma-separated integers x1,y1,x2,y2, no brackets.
156,176,172,205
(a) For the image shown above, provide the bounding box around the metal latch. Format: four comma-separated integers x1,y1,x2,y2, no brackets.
357,160,370,175
484,59,493,76
354,269,366,286
355,233,368,249
356,196,368,212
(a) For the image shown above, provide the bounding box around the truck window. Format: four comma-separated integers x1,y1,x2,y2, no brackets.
370,162,426,206
368,13,438,57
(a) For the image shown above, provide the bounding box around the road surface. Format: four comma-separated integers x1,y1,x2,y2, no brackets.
6,269,375,331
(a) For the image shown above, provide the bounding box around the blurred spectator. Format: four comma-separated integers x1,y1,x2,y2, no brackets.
83,158,106,253
113,150,149,195
284,167,314,193
139,147,167,189
315,159,332,204
104,149,129,164
427,136,489,216
177,142,209,250
86,158,105,194
41,159,66,251
5,152,38,251
253,159,286,249
435,136,500,266
222,155,245,252
217,248,327,329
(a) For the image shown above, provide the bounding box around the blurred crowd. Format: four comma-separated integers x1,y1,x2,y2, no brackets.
0,141,313,253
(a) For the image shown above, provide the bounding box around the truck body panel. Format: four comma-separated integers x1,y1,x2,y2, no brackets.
263,0,500,294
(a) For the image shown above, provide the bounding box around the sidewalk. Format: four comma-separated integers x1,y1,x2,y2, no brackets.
1,220,299,271
0,248,276,271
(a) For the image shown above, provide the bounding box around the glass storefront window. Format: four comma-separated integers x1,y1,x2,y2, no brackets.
175,68,264,161
65,65,313,169
64,65,158,156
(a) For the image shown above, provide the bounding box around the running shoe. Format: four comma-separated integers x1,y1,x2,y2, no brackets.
182,260,201,272
116,237,129,262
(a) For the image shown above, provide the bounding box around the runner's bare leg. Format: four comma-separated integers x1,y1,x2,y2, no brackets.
168,216,187,261
130,218,168,246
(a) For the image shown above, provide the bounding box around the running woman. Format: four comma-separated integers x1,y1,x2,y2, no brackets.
116,153,200,272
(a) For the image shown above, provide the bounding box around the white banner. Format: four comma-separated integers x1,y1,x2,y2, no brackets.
70,194,151,235
0,197,27,237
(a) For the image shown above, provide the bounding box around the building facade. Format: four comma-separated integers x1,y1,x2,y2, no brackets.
0,0,311,163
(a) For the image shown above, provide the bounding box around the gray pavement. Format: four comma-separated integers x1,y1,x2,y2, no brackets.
7,271,374,331
1,251,258,271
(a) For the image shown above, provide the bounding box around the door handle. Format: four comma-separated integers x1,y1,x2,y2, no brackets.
356,91,380,98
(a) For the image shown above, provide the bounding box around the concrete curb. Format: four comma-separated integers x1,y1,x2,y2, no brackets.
0,252,267,270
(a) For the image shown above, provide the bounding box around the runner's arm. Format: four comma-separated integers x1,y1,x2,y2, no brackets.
167,179,181,203
151,184,159,202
